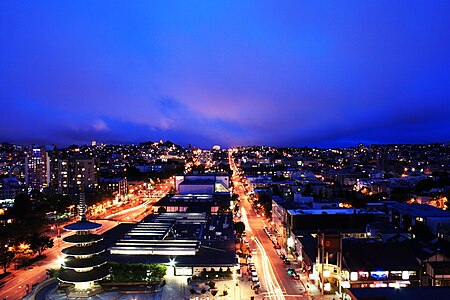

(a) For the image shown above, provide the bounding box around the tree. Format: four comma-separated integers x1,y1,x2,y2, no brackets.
231,194,239,202
0,244,15,273
207,280,216,289
47,194,73,214
30,189,45,202
258,193,272,217
108,262,167,282
12,193,32,219
234,221,245,235
218,203,230,213
28,234,54,256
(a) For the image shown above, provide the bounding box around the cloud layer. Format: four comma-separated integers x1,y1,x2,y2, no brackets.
1,1,450,148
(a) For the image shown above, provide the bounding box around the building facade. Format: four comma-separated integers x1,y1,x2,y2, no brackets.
25,147,50,190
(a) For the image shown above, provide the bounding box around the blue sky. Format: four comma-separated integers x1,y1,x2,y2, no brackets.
1,1,450,148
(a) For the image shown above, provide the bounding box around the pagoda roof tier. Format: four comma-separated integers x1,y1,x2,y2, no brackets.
58,265,109,283
64,220,102,231
63,256,107,269
63,233,103,244
62,244,105,256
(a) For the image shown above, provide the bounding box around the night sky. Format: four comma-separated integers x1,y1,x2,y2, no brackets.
1,1,450,148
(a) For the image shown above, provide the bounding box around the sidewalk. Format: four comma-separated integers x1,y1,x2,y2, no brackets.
162,273,260,300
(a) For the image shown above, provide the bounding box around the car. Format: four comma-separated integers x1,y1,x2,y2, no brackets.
279,253,286,260
287,268,299,279
252,276,259,283
251,270,257,277
284,259,291,265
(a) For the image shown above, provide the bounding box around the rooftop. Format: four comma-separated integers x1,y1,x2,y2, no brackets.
348,287,450,300
63,220,102,231
388,202,450,218
287,208,384,215
58,265,109,283
343,240,420,271
102,212,235,267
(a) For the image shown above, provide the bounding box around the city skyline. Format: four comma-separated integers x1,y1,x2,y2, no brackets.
1,1,450,148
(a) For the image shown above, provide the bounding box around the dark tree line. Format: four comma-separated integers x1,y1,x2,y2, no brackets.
0,192,55,273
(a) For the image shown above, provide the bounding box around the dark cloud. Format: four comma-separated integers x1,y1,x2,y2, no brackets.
1,1,450,147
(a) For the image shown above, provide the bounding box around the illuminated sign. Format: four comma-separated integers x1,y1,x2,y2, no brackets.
370,271,388,280
175,267,193,276
402,271,409,280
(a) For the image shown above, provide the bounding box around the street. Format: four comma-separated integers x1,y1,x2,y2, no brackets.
229,150,307,300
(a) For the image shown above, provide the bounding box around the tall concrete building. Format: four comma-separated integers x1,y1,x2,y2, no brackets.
25,147,50,191
50,157,98,195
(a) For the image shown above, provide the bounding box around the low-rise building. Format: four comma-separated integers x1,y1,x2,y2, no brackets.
153,194,230,214
104,212,236,276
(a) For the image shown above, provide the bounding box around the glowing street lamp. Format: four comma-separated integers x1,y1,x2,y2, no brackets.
168,258,176,268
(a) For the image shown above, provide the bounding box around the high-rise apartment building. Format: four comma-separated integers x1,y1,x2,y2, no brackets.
25,147,50,190
50,157,98,195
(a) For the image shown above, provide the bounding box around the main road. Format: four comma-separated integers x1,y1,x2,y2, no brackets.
229,150,306,300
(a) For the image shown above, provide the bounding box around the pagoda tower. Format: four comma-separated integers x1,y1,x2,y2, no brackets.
57,193,109,297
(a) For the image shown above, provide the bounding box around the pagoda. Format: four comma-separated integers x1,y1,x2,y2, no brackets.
57,193,109,297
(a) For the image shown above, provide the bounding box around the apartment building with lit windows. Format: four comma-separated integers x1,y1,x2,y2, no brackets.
25,146,50,190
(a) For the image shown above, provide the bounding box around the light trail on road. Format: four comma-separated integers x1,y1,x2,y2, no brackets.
241,207,252,233
241,206,284,300
254,237,285,300
231,150,288,300
104,199,151,220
